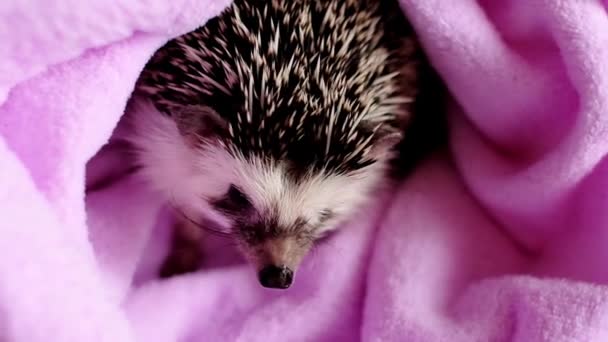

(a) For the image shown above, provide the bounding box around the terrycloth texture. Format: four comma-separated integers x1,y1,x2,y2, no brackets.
1,0,607,341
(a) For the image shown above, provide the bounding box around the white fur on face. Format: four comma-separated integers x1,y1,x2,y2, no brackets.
233,159,383,234
125,98,386,236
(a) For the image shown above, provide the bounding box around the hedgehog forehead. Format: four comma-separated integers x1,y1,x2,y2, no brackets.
218,152,376,229
222,113,380,174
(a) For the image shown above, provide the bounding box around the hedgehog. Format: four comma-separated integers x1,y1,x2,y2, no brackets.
123,0,441,289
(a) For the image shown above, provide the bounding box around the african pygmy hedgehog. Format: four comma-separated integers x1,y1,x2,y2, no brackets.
124,0,442,289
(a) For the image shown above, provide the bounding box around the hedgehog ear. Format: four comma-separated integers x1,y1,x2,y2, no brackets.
370,130,403,159
174,105,228,145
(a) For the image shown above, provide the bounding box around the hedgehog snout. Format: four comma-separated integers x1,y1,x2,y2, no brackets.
258,265,293,289
247,236,311,290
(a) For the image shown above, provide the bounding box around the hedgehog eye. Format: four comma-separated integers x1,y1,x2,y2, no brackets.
213,184,253,214
319,209,333,223
227,184,251,208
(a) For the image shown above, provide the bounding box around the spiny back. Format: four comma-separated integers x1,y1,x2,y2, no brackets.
135,0,423,174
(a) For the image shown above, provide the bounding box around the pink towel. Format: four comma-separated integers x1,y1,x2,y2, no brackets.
1,0,607,341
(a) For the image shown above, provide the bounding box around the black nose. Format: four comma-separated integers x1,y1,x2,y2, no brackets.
258,265,293,289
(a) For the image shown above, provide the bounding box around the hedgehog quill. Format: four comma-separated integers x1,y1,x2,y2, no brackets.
124,0,439,289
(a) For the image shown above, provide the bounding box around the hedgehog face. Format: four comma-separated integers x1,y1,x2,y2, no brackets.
203,145,387,289
127,98,400,289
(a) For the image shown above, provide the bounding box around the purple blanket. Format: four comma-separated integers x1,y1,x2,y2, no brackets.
1,0,608,341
